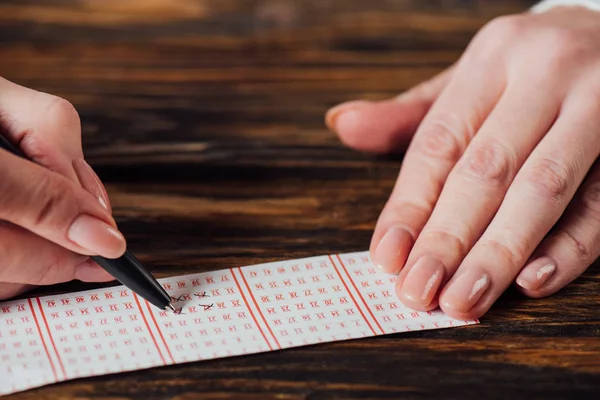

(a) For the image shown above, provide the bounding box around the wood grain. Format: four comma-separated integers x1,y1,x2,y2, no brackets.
3,0,600,399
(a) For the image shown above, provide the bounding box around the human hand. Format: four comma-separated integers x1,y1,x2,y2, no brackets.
326,6,600,320
0,77,125,300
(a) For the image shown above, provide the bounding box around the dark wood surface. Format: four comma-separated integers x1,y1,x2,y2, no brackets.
2,0,600,398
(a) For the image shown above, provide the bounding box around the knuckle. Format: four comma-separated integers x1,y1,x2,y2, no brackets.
485,15,526,38
33,174,76,227
528,26,597,75
559,229,591,262
540,28,585,67
485,237,527,266
383,198,432,236
416,112,468,163
387,197,431,216
455,142,513,186
46,96,81,127
18,129,55,167
419,229,469,259
524,158,573,203
478,15,527,46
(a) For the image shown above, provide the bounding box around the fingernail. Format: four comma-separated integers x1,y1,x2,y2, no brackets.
68,215,126,258
400,256,445,306
441,271,490,313
325,100,369,132
516,258,556,291
373,226,413,273
73,158,112,212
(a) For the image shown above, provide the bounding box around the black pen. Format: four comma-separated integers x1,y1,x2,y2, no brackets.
0,133,176,312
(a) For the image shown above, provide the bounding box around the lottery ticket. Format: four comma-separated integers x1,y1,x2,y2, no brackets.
0,251,477,395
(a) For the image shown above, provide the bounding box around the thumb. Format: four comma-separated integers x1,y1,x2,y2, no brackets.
325,65,454,154
0,150,126,259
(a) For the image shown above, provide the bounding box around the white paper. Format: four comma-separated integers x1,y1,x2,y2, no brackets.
0,251,477,395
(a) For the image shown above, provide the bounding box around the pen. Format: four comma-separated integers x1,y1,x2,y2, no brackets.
0,133,176,312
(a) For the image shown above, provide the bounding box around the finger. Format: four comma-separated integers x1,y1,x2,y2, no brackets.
326,66,454,154
0,283,35,301
0,77,82,180
0,150,126,258
369,55,505,275
516,161,600,297
395,76,561,311
0,222,115,300
74,259,116,283
0,77,111,211
439,94,600,320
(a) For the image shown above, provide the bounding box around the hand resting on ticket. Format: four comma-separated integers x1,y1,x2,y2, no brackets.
326,6,600,320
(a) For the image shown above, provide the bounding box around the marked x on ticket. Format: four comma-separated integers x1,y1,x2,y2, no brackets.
0,251,478,395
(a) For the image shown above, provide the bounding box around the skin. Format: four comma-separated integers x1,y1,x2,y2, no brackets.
0,77,125,300
326,6,600,320
1,7,599,324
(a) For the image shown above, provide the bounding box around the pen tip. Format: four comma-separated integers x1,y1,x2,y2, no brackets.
166,303,177,312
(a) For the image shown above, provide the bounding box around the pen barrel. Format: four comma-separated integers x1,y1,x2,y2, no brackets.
91,253,171,310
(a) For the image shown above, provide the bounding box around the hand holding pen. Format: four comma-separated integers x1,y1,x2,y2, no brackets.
0,76,174,311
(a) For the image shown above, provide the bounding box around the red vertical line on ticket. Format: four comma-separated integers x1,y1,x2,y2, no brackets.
230,268,276,350
34,298,67,378
27,298,58,382
333,254,385,334
237,267,282,349
328,255,381,335
142,297,176,364
132,293,169,365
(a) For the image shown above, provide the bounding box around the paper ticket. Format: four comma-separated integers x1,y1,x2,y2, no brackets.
0,251,478,395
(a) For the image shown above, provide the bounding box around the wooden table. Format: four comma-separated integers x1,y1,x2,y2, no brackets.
2,0,599,398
